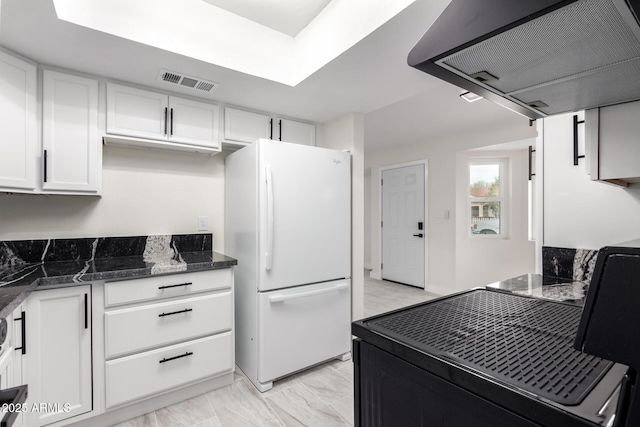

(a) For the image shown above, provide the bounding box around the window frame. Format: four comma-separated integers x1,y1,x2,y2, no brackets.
468,158,509,239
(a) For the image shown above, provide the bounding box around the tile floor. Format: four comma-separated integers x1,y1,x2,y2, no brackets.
112,273,439,427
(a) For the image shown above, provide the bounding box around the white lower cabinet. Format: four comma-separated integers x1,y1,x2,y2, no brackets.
104,291,232,358
25,285,92,427
105,332,232,407
103,268,234,410
15,268,233,426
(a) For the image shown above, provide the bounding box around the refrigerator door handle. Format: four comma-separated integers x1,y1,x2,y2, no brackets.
268,283,349,303
265,164,274,270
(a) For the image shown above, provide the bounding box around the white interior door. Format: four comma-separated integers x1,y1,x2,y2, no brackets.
382,164,426,288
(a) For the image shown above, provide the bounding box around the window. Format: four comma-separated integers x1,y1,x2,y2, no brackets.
469,159,507,237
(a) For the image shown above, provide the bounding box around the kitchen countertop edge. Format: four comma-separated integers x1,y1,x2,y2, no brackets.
0,251,237,318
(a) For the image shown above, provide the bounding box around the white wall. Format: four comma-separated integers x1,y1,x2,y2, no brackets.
0,145,226,248
322,113,365,320
455,148,535,289
366,122,536,294
364,169,371,270
543,112,640,249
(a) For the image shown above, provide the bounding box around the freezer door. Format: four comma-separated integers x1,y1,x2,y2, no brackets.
258,279,351,383
258,140,351,291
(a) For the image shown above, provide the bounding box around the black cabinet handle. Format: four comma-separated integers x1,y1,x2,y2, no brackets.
84,293,88,329
269,119,273,140
164,107,168,135
170,108,174,135
158,282,192,290
573,115,585,166
159,351,193,364
413,233,424,238
528,145,536,181
43,150,48,183
14,311,26,355
158,308,193,317
278,119,282,141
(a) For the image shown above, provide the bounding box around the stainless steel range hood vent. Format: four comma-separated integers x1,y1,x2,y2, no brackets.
408,0,640,119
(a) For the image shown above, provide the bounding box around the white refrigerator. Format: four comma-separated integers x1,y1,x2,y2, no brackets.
225,139,351,392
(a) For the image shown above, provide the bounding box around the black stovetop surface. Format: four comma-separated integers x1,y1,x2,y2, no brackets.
353,289,628,427
364,289,611,405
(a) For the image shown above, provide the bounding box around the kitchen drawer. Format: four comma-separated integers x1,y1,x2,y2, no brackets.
105,268,232,306
105,332,233,408
105,291,232,358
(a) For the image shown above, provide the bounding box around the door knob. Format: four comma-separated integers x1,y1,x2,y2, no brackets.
413,233,423,238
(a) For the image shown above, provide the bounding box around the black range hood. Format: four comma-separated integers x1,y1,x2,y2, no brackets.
408,0,640,119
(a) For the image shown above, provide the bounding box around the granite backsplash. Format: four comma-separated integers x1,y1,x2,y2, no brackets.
0,234,212,270
542,246,598,283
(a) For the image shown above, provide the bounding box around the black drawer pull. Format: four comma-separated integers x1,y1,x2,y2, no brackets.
158,308,192,317
158,282,192,290
159,351,193,364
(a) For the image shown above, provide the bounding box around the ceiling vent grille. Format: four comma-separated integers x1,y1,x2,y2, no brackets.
158,69,220,93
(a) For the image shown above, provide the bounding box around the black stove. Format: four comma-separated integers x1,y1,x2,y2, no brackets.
352,289,627,427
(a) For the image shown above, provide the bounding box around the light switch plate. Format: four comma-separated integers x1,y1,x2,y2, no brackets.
197,216,208,231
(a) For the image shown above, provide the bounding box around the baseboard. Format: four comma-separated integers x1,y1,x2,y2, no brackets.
425,283,451,296
66,373,234,427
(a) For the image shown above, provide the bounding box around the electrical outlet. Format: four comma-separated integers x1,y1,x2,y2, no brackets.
197,216,208,231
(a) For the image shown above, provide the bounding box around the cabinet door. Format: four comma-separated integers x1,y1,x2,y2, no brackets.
26,285,92,426
276,118,315,146
0,50,37,191
223,107,272,144
597,101,640,182
12,304,25,388
42,70,100,193
106,83,168,140
169,96,220,149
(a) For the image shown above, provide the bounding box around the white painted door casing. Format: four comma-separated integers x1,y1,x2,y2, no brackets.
42,70,100,193
0,50,37,191
381,164,426,288
26,285,92,426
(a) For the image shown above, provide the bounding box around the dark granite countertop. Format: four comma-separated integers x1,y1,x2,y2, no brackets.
486,273,589,306
0,234,236,319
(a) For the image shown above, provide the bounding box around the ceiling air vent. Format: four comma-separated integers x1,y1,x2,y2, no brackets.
158,69,220,93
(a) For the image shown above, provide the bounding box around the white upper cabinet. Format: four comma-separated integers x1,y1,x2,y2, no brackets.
106,83,220,151
42,70,100,194
275,118,315,146
224,107,272,145
106,83,167,140
586,100,640,187
0,49,37,192
169,96,220,148
223,106,315,148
